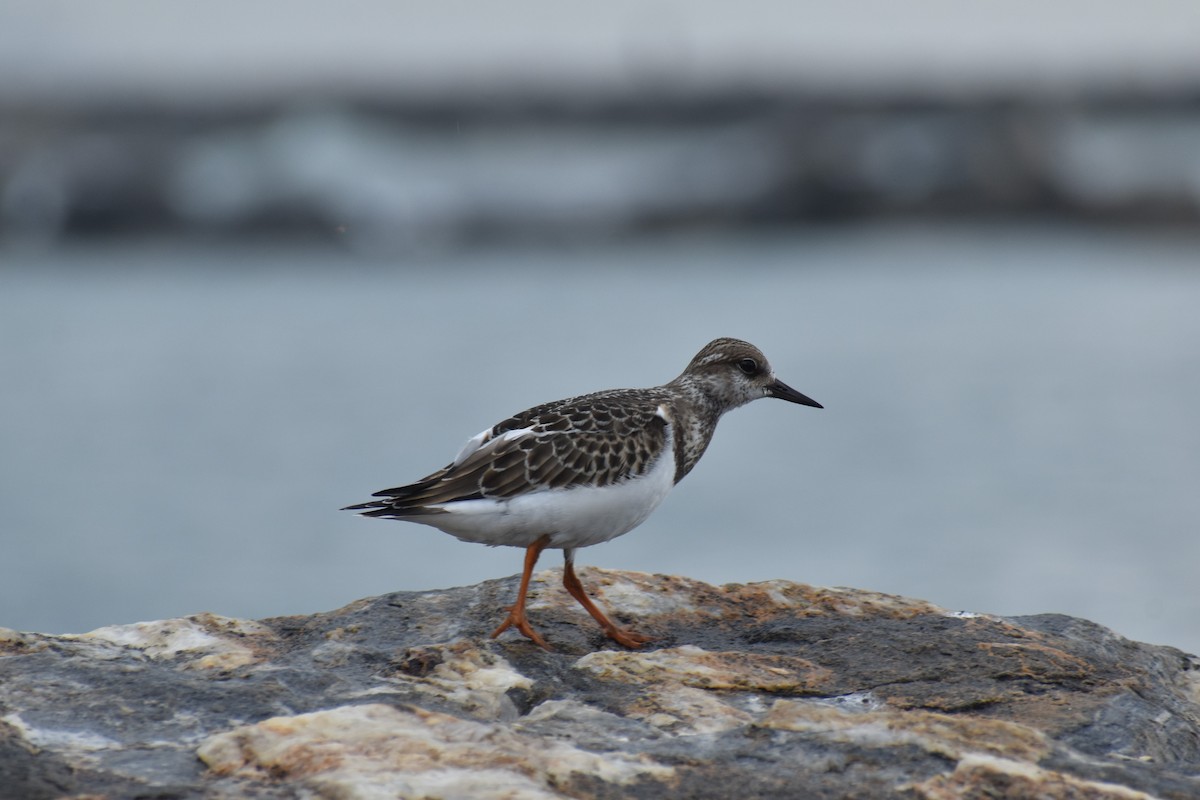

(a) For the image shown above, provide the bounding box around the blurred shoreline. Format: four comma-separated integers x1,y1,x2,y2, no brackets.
4,89,1200,252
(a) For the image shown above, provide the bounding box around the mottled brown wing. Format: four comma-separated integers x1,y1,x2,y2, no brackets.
346,388,671,515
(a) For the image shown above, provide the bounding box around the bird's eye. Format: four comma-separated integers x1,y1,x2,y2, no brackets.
737,358,758,375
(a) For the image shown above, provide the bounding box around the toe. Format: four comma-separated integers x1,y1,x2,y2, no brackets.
607,627,654,649
491,612,552,650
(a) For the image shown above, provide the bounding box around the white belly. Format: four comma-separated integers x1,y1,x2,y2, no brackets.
411,442,677,550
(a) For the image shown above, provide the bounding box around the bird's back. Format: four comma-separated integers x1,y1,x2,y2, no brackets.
346,387,675,516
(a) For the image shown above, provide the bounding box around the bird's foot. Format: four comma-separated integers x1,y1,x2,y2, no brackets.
602,625,654,649
490,608,551,650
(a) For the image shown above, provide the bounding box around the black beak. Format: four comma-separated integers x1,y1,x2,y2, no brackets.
767,379,822,408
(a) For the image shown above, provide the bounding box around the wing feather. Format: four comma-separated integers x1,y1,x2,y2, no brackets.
345,388,673,517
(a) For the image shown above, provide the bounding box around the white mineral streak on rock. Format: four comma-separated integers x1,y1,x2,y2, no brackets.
520,698,627,727
2,711,122,753
759,699,1049,763
739,580,945,617
198,703,674,799
395,641,535,720
905,752,1162,800
576,644,832,692
69,612,274,669
574,644,831,734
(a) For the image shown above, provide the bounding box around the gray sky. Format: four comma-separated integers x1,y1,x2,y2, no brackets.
2,1,1199,104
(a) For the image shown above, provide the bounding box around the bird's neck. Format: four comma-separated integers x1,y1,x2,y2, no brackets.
663,376,727,483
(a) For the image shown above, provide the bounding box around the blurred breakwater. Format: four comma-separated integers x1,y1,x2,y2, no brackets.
3,91,1199,251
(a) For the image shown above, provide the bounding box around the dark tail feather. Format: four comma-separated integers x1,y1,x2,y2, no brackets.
341,500,388,512
371,485,419,498
345,465,481,516
340,475,446,514
341,498,447,518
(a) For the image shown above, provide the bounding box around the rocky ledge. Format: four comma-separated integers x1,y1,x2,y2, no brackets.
2,570,1199,799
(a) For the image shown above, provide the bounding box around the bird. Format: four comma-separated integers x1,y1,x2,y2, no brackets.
343,338,821,649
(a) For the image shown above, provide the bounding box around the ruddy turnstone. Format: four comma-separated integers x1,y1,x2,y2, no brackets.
344,338,821,649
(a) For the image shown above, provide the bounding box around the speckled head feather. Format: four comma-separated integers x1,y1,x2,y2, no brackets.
674,338,778,407
662,337,822,480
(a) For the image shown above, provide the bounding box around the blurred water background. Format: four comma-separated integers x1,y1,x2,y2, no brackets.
2,3,1199,654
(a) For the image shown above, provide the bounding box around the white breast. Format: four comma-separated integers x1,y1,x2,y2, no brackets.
413,427,678,550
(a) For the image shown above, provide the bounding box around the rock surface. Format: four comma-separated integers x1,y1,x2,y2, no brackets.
2,569,1199,799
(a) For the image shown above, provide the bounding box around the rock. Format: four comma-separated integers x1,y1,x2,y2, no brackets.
1,569,1198,799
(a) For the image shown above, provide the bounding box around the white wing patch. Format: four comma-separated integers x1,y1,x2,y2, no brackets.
452,426,533,467
452,428,492,466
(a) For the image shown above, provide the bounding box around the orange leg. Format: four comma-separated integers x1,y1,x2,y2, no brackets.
562,549,653,649
490,535,552,649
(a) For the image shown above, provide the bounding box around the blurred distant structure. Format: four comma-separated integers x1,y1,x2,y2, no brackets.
2,2,1199,250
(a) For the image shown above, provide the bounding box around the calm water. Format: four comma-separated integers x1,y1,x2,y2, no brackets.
2,224,1199,654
